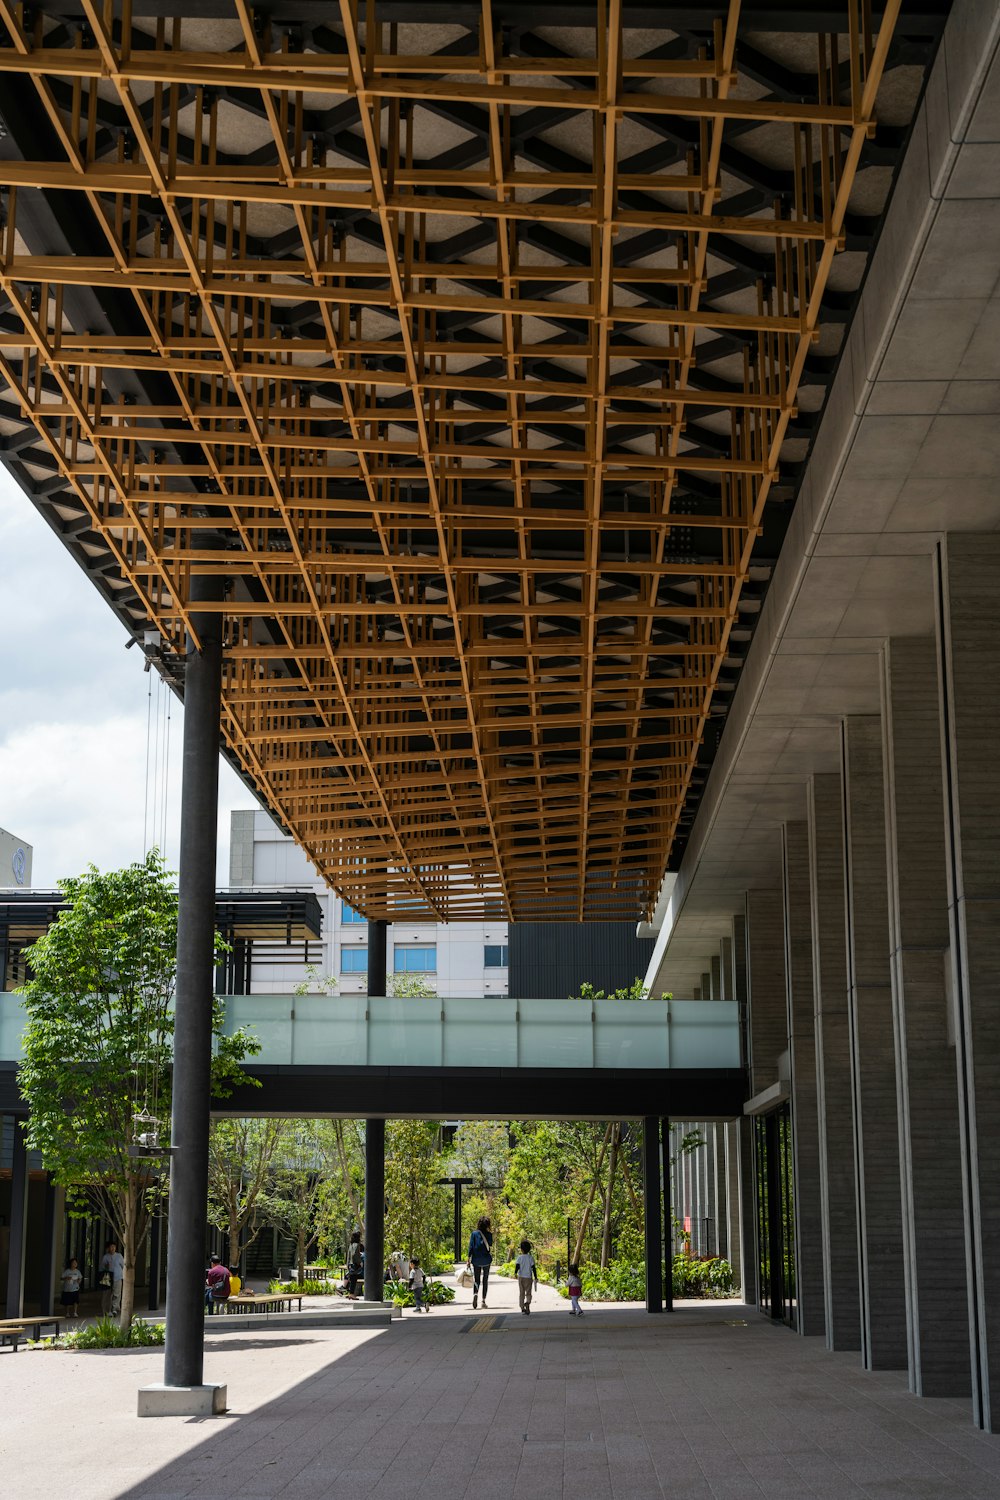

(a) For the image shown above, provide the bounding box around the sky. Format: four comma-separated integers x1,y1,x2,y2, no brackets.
0,472,260,887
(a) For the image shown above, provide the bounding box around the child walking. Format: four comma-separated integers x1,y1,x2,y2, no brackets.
515,1239,538,1315
409,1256,429,1313
60,1257,83,1318
567,1262,584,1316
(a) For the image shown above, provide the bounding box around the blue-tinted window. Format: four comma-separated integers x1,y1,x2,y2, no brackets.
394,945,437,973
341,902,366,925
340,948,368,973
484,944,509,968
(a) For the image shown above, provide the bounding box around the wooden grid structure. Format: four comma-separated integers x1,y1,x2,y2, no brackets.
0,0,929,920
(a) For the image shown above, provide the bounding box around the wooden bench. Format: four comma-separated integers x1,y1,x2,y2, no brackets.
220,1292,304,1316
0,1315,61,1342
0,1326,27,1351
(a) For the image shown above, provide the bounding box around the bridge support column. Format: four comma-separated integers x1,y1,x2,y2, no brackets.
364,1118,385,1302
367,920,387,997
154,574,225,1416
643,1116,663,1314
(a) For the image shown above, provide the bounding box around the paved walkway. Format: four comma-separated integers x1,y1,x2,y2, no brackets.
2,1279,998,1499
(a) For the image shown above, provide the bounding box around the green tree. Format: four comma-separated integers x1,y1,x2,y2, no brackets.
449,1119,510,1201
315,1120,365,1264
386,973,436,998
17,852,260,1329
384,1120,445,1264
207,1118,284,1266
258,1122,325,1284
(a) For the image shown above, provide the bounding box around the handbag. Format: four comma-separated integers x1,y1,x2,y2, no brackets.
98,1270,112,1289
455,1264,471,1288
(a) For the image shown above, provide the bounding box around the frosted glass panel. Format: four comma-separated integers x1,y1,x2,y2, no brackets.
224,995,294,1064
0,994,26,1062
669,1000,741,1068
443,997,517,1067
593,999,670,1069
518,998,593,1069
368,997,442,1066
291,995,367,1066
1,993,741,1076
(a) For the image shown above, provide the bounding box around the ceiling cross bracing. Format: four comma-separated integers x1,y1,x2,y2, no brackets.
0,0,940,920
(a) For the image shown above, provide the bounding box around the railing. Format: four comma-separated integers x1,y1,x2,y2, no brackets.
220,995,740,1071
0,993,741,1072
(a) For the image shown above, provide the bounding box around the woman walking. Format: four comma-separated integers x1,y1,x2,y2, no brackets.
467,1216,494,1310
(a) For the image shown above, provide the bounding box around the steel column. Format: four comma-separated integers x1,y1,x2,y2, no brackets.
364,1118,385,1302
163,574,223,1390
367,919,387,996
4,1117,28,1318
643,1116,663,1314
661,1116,673,1311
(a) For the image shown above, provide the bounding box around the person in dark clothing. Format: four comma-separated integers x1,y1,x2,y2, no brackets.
346,1231,363,1295
204,1254,231,1314
467,1216,494,1310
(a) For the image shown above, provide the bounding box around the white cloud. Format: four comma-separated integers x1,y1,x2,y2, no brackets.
0,478,257,886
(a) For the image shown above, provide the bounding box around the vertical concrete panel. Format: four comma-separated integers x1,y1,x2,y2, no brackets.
883,636,970,1397
720,938,733,1001
783,821,826,1338
937,534,1000,1430
746,888,787,1096
808,774,862,1353
842,716,907,1372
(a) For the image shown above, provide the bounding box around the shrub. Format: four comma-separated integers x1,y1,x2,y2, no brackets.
549,1255,738,1302
38,1316,166,1349
672,1255,737,1298
387,1277,456,1308
556,1260,645,1302
268,1278,342,1296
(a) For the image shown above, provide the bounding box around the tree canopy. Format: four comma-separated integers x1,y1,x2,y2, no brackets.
18,851,260,1327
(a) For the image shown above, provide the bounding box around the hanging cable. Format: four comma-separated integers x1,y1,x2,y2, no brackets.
142,672,154,856
160,680,172,865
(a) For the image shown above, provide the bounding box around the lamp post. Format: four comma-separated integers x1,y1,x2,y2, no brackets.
438,1177,474,1262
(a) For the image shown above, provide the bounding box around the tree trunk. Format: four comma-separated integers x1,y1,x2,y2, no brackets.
601,1124,619,1269
334,1121,362,1225
572,1124,612,1264
119,1185,137,1333
617,1138,643,1217
229,1213,240,1268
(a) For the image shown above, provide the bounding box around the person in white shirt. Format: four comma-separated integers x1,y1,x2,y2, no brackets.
515,1239,539,1315
408,1257,429,1313
99,1239,125,1317
60,1258,83,1318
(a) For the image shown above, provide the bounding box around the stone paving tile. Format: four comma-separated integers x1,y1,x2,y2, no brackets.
7,1296,1000,1499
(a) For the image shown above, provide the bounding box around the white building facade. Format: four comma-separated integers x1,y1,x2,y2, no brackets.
0,828,32,890
228,810,509,998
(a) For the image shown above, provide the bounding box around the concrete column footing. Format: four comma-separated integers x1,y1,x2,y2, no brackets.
138,1382,227,1418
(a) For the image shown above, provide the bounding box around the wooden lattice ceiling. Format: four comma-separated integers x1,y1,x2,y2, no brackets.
0,0,934,920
